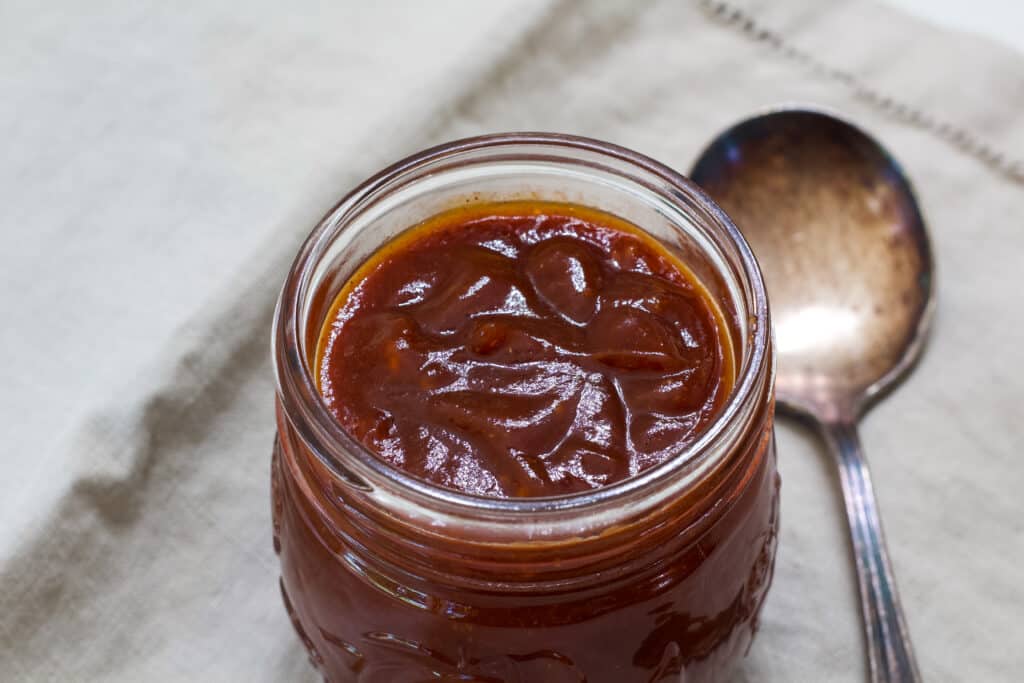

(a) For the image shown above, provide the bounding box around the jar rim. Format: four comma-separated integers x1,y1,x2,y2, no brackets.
273,132,770,519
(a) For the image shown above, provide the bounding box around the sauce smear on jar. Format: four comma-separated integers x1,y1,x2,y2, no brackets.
317,201,734,498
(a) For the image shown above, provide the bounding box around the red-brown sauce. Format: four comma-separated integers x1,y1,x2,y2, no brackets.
274,201,779,683
316,201,734,497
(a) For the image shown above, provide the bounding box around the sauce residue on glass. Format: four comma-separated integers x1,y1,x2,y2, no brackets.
316,201,734,498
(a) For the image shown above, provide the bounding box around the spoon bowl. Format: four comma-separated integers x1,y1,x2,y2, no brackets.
692,109,934,422
692,108,935,682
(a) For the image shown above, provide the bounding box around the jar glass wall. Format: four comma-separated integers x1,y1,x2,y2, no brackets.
271,133,779,683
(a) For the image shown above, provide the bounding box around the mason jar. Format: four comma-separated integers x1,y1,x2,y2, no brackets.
271,133,779,683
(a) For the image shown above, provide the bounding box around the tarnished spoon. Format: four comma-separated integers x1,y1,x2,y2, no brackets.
692,108,934,682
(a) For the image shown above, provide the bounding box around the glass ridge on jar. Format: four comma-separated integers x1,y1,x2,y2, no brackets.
271,133,779,683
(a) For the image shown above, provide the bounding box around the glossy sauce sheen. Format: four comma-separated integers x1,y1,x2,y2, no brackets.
317,202,733,498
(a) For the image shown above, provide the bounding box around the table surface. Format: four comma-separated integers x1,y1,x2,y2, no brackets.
886,0,1023,54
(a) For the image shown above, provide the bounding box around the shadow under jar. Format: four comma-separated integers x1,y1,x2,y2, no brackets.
271,133,779,683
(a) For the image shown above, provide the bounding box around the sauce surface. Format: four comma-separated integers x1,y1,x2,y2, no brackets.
317,202,733,498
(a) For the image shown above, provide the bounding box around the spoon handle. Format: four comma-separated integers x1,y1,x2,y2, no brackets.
821,420,922,683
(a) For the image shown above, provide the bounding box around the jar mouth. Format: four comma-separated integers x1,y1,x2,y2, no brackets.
273,132,770,518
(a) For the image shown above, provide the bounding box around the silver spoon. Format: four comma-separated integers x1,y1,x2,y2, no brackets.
691,108,934,682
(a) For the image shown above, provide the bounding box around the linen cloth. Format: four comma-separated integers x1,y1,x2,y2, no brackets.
2,1,1022,680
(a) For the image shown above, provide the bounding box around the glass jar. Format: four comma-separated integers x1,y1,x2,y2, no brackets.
271,133,778,683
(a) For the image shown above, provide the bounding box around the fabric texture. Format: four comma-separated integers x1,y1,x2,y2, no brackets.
2,1,1022,680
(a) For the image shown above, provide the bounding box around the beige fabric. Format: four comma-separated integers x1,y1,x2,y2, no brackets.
2,1,1022,680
